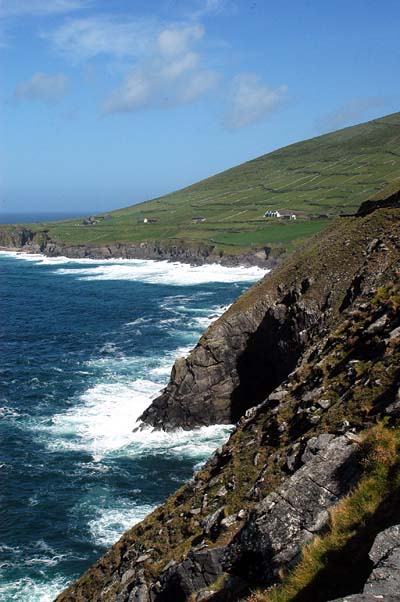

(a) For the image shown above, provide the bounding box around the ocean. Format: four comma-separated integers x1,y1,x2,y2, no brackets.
0,212,91,225
0,251,266,601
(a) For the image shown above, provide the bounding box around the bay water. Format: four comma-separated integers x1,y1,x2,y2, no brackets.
0,252,266,601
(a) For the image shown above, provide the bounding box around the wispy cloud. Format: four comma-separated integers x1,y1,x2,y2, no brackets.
14,72,70,103
0,0,87,18
43,15,158,60
225,73,287,129
316,98,387,132
190,0,237,19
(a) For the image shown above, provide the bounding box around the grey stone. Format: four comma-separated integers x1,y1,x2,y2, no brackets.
228,436,359,584
366,314,389,335
203,507,225,537
221,514,237,529
364,525,400,596
136,554,151,564
328,525,400,601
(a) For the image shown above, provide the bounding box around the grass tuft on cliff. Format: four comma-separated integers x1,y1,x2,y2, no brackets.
249,423,400,602
2,111,400,259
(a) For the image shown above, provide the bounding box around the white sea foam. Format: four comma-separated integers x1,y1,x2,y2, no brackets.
46,379,162,456
55,260,267,285
45,375,232,461
0,576,69,602
120,424,233,461
88,503,156,547
1,250,268,285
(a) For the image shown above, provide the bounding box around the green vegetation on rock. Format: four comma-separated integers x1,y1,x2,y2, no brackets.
250,423,400,602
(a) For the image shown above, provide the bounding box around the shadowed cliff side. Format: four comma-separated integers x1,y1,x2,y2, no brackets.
140,192,400,430
55,198,400,602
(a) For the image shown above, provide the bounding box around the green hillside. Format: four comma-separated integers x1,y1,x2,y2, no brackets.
6,112,400,257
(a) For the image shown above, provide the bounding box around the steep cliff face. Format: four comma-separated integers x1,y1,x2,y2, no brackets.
141,204,400,430
55,198,400,602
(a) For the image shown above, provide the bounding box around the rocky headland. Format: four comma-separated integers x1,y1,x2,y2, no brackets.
51,188,400,602
0,227,275,268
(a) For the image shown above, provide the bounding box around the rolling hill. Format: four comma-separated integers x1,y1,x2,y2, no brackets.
2,111,400,261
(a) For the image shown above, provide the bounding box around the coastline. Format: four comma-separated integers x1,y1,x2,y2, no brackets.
0,239,279,269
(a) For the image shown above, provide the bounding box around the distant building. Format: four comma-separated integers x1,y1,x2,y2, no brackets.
191,216,207,222
281,214,297,220
264,210,281,218
82,216,98,226
138,217,158,224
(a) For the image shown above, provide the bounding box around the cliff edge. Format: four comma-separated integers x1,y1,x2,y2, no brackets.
55,188,400,602
140,192,400,430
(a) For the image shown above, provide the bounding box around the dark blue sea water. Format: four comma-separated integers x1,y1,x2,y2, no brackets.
0,252,266,601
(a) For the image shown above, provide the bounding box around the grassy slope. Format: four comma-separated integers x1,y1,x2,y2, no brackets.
7,111,400,256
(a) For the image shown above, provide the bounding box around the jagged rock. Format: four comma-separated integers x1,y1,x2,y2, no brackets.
136,554,151,564
365,525,400,596
286,442,301,472
318,398,332,409
216,485,228,498
366,314,389,335
121,569,136,585
301,433,336,464
227,436,360,585
221,514,237,529
328,525,400,601
203,508,225,538
155,548,225,601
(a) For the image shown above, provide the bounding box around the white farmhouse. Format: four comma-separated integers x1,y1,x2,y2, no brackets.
264,210,281,218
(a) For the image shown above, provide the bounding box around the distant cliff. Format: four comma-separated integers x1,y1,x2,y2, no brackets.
0,226,275,268
54,188,400,602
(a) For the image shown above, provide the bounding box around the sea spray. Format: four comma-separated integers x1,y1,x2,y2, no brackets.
0,252,266,601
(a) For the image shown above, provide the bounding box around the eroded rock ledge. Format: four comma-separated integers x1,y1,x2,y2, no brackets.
140,206,400,430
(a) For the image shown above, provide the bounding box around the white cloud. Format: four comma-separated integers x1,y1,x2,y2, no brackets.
43,15,159,60
0,0,86,18
103,52,217,114
157,24,204,55
95,19,216,114
316,98,387,132
225,73,287,129
14,72,70,103
191,0,237,19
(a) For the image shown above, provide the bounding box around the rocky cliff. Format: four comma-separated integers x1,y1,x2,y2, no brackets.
55,190,400,602
0,226,274,268
140,198,400,430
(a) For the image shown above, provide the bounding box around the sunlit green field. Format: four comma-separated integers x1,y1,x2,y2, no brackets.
9,112,400,256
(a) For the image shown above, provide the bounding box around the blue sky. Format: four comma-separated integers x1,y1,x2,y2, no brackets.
1,0,399,214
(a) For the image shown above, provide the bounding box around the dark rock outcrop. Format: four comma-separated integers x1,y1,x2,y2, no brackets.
329,525,400,601
140,206,400,430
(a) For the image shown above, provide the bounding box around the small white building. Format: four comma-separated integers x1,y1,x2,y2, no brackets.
281,214,297,220
264,210,281,218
